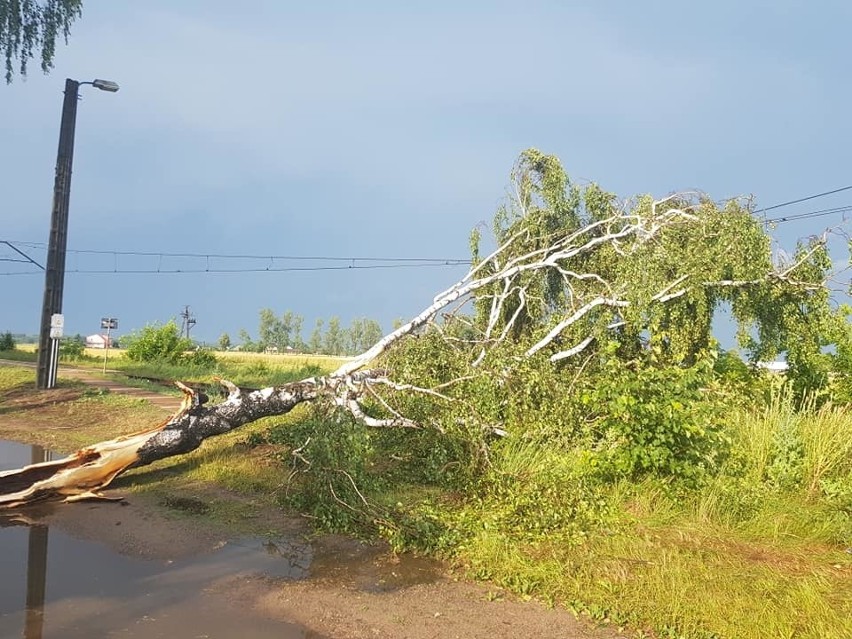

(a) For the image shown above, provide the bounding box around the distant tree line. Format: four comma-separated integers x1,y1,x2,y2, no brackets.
224,309,390,356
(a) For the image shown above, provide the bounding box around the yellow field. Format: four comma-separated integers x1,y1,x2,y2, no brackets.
215,350,351,369
15,344,349,366
83,347,350,372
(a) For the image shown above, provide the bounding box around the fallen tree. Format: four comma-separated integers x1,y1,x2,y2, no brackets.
2,149,845,508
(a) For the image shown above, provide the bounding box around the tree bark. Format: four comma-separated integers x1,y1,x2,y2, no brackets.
1,378,321,507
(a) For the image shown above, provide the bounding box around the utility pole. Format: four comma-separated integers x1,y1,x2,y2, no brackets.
36,79,79,389
36,78,119,389
180,305,196,340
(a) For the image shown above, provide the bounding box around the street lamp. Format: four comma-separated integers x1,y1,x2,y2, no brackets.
36,78,120,389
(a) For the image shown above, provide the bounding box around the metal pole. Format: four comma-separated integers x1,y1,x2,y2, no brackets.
37,79,80,389
103,324,111,373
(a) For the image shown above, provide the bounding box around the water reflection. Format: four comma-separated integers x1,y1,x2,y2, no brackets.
24,445,50,639
0,444,51,639
25,525,47,639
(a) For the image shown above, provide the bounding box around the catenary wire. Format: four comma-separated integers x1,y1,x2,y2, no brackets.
754,185,852,213
0,262,471,276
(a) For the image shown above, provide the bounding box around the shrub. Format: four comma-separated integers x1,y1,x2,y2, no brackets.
124,321,192,363
0,331,14,351
576,351,728,483
59,334,86,360
186,348,218,369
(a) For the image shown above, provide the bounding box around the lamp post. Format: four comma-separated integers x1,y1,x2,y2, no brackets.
36,78,119,389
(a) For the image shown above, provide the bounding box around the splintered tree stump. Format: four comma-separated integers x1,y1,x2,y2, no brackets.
0,379,319,508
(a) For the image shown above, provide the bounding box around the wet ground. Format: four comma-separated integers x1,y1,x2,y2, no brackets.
0,441,468,639
0,441,313,638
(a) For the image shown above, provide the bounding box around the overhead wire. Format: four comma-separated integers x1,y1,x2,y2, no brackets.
0,238,473,276
0,261,471,276
3,240,470,263
764,204,852,224
4,184,852,275
754,185,852,213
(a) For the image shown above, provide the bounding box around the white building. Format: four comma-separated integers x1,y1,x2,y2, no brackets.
85,334,115,349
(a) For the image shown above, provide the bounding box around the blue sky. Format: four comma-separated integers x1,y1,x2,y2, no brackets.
1,1,850,344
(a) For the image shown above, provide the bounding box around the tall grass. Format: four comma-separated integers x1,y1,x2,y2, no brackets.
725,389,852,499
63,348,341,388
799,402,852,496
391,386,852,639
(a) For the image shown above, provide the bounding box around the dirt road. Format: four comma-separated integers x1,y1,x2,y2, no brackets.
0,359,182,411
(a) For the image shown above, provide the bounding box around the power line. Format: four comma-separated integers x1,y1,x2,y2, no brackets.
755,185,852,213
2,240,469,264
765,204,852,224
0,262,470,276
0,240,44,269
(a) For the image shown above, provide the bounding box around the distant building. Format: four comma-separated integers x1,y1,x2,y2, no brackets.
755,361,789,374
85,334,115,349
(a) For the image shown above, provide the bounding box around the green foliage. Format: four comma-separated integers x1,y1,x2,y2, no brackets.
1,0,82,83
468,149,847,397
307,318,323,353
237,328,261,352
59,333,85,360
0,331,15,351
217,332,231,350
267,406,383,533
249,309,385,356
185,347,218,369
323,316,345,355
258,308,303,351
577,350,729,482
347,317,383,355
732,239,849,401
123,321,193,364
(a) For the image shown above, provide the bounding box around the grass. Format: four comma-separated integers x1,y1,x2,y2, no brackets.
0,348,36,362
0,366,33,388
0,366,168,451
437,396,852,639
2,345,343,388
447,487,851,639
3,358,851,638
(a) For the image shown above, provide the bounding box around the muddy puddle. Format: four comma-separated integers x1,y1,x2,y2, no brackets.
0,440,442,639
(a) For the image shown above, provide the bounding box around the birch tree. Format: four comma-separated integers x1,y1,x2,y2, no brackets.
1,149,844,508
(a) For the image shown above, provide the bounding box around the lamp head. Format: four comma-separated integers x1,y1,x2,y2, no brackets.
91,79,119,93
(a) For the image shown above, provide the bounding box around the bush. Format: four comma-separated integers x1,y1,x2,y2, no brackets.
124,321,192,364
0,331,15,351
186,348,218,369
575,351,728,483
59,335,86,360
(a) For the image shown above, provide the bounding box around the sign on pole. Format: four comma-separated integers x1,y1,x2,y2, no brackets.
49,313,63,339
101,317,118,372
